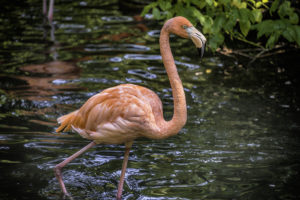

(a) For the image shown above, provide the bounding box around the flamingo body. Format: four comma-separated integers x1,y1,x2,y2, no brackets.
56,84,164,144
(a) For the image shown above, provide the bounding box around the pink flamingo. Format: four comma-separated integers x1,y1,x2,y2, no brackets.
54,16,206,199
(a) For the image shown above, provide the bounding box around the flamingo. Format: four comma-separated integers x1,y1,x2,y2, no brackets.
54,16,206,199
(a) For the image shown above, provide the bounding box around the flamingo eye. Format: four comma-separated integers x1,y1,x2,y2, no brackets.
182,25,188,29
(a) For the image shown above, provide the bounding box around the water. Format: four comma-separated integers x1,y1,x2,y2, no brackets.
1,0,300,199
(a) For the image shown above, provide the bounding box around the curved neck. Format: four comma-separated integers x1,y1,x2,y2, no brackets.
159,25,187,137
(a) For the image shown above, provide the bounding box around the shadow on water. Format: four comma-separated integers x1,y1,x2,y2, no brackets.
0,0,300,199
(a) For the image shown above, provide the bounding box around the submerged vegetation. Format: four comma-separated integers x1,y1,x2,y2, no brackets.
142,0,300,51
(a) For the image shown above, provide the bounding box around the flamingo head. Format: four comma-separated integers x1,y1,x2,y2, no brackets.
164,16,207,58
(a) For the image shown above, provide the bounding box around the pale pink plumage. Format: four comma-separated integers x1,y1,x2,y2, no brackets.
57,84,163,144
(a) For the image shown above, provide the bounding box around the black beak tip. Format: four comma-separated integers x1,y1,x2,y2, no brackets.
197,47,205,59
197,48,203,58
197,43,205,59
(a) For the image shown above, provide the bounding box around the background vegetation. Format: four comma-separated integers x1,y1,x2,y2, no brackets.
142,0,300,51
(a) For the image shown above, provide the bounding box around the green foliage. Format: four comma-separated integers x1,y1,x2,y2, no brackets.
141,0,300,51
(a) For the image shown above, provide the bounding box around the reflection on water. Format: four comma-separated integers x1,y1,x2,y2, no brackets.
0,0,300,200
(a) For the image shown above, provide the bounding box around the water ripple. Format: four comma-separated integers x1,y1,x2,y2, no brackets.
109,56,123,62
125,77,142,84
147,30,160,38
147,66,166,74
59,23,86,33
128,69,157,80
124,54,161,60
101,16,133,23
85,44,150,52
175,61,200,69
83,154,116,167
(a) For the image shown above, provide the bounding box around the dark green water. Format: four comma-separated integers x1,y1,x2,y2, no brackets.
1,0,300,199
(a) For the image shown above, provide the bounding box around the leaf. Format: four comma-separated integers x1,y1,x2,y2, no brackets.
278,1,293,19
219,0,230,4
266,34,275,48
190,0,202,7
205,0,213,6
212,14,226,33
270,0,280,14
255,2,262,8
209,32,224,51
158,0,171,11
203,16,214,34
239,20,251,36
252,9,262,23
224,8,238,32
152,8,161,19
192,8,206,25
174,2,185,17
239,9,251,36
282,25,296,42
240,2,247,8
177,6,197,24
214,1,218,7
266,33,280,48
289,13,299,24
141,2,157,17
294,26,300,46
166,11,173,19
232,0,243,8
239,8,251,22
248,0,256,6
254,20,274,38
273,19,286,31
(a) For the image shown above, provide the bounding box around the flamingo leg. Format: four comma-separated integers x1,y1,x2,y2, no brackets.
54,141,96,196
48,0,54,22
116,141,133,200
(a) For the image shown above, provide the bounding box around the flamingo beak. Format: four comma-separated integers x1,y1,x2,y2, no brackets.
186,26,206,58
